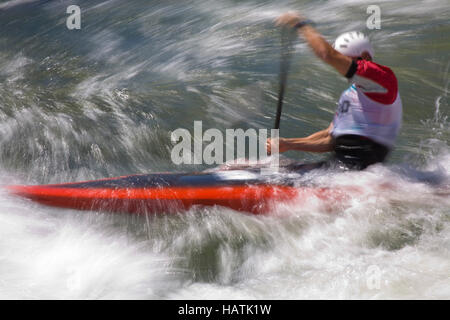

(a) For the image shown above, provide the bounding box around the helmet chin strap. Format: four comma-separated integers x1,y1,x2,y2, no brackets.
350,52,372,62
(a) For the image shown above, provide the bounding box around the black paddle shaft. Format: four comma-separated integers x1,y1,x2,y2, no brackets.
274,29,295,130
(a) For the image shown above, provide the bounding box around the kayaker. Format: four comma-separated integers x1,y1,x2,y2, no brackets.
267,11,402,170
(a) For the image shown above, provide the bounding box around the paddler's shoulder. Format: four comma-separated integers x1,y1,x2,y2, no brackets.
356,59,398,80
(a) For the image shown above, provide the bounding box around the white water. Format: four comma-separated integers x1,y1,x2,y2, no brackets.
1,153,448,299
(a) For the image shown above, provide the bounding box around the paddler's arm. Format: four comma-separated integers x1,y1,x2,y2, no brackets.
275,12,353,76
267,123,334,154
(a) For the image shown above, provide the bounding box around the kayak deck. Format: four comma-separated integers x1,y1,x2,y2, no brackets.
6,166,347,214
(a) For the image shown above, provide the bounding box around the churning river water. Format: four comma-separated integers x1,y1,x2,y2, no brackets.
0,0,449,299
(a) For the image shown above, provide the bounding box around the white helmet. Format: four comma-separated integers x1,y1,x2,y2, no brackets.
333,31,374,59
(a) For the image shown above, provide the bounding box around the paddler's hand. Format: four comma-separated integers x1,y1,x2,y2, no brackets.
266,138,289,155
275,11,304,28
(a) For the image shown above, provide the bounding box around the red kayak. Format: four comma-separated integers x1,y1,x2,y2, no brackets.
6,166,352,214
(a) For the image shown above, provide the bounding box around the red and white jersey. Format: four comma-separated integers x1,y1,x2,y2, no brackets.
331,60,402,148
